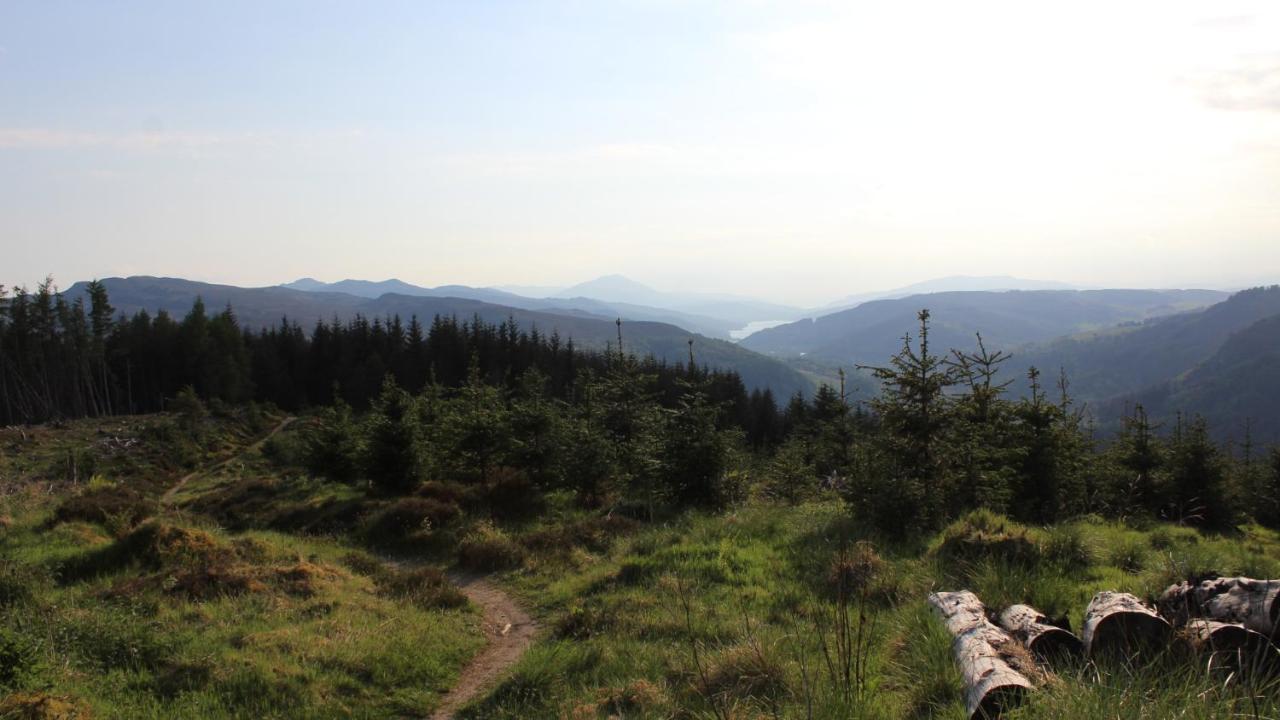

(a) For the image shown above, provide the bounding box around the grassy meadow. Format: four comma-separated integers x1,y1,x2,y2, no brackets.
2,411,1279,719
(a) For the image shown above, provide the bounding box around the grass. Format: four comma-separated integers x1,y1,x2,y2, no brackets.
468,506,1280,719
0,416,484,719
4,415,1280,718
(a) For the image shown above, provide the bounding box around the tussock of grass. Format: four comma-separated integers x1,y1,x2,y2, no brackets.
458,522,526,571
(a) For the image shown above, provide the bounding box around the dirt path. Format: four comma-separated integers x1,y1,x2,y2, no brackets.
160,416,296,505
429,573,538,720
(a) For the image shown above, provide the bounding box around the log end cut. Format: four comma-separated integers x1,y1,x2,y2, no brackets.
970,678,1031,720
1088,611,1172,658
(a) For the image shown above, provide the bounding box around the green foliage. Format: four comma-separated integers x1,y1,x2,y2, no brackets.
458,522,526,571
660,379,739,509
1165,415,1237,529
170,384,208,436
303,394,361,482
762,437,819,504
858,310,956,534
362,376,423,493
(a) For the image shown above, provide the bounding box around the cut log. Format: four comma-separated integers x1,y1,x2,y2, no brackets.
1158,577,1280,638
1184,620,1278,672
928,591,1034,720
998,604,1083,663
1082,591,1172,658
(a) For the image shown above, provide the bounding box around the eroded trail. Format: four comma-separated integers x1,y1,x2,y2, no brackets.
430,573,538,719
160,415,296,505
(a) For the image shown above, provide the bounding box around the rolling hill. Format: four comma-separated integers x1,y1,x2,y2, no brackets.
1105,312,1280,443
741,289,1227,366
281,277,740,339
67,277,814,399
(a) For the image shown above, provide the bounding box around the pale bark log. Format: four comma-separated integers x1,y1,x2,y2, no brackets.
929,590,1034,720
1082,591,1171,658
997,604,1083,662
1184,620,1277,672
1158,577,1279,638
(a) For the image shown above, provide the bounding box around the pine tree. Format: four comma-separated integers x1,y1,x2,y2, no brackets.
305,391,361,483
362,375,423,494
948,334,1019,513
1165,415,1236,528
858,309,956,532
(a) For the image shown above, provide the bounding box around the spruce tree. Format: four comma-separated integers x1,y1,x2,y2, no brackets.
362,375,423,494
1165,415,1236,529
859,309,956,533
948,335,1018,513
305,392,361,483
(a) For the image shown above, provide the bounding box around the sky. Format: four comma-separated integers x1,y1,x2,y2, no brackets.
2,1,1278,306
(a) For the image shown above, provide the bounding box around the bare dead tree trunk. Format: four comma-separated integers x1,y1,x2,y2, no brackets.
1159,577,1279,638
928,591,1034,720
1082,591,1171,658
997,604,1082,663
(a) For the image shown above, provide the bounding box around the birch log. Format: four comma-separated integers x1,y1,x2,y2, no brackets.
1185,620,1277,672
1082,591,1171,658
1158,577,1280,638
928,591,1034,720
998,604,1083,662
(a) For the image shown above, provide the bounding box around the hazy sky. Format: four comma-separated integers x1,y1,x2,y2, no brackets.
2,1,1278,305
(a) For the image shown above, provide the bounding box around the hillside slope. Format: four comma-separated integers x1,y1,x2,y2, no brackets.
742,289,1226,365
1099,311,1280,442
1013,286,1280,402
282,277,739,338
67,277,813,398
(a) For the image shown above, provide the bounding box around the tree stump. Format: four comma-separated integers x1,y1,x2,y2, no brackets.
1159,577,1279,638
998,604,1083,663
928,591,1034,720
1082,591,1171,658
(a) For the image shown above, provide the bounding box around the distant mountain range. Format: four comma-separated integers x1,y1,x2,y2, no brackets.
68,276,815,400
741,289,1228,366
280,276,744,339
819,275,1082,312
63,274,1280,441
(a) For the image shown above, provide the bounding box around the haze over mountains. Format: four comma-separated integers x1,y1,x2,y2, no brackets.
68,276,816,401
58,272,1280,442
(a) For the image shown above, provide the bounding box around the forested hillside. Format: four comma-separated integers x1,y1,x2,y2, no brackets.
742,288,1226,363
0,280,797,442
1102,312,1280,442
1012,286,1280,403
282,277,741,339
57,277,813,399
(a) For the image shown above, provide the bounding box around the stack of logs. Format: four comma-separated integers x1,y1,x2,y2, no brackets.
929,576,1279,720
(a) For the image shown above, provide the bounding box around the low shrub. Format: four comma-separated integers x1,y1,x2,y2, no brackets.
0,562,47,608
0,626,42,690
1041,525,1095,571
699,644,790,704
53,485,157,531
375,566,468,610
0,692,92,719
458,522,526,572
362,498,460,547
555,599,614,640
930,510,1039,566
1108,538,1149,574
486,468,545,521
261,431,307,470
521,515,640,554
826,541,890,602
